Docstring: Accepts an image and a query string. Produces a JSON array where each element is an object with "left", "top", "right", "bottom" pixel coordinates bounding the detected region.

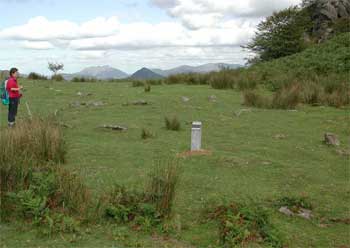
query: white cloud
[
  {"left": 151, "top": 0, "right": 301, "bottom": 29},
  {"left": 22, "top": 41, "right": 54, "bottom": 50},
  {"left": 0, "top": 16, "right": 120, "bottom": 41}
]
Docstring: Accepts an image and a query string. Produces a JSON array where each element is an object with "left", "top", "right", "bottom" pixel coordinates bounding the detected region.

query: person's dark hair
[{"left": 9, "top": 68, "right": 18, "bottom": 77}]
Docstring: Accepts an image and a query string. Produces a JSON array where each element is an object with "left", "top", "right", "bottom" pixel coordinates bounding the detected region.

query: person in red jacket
[{"left": 6, "top": 68, "right": 23, "bottom": 127}]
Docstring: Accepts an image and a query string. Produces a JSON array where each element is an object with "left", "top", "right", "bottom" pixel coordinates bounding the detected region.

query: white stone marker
[{"left": 191, "top": 121, "right": 202, "bottom": 151}]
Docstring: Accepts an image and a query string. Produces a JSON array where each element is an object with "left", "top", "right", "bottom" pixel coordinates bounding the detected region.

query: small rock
[
  {"left": 324, "top": 133, "right": 340, "bottom": 146},
  {"left": 181, "top": 96, "right": 190, "bottom": 102},
  {"left": 123, "top": 100, "right": 148, "bottom": 106},
  {"left": 274, "top": 134, "right": 287, "bottom": 140},
  {"left": 88, "top": 101, "right": 105, "bottom": 107},
  {"left": 336, "top": 149, "right": 350, "bottom": 156},
  {"left": 77, "top": 91, "right": 83, "bottom": 96},
  {"left": 297, "top": 208, "right": 313, "bottom": 220},
  {"left": 99, "top": 125, "right": 127, "bottom": 131},
  {"left": 279, "top": 207, "right": 294, "bottom": 217},
  {"left": 208, "top": 95, "right": 217, "bottom": 102},
  {"left": 234, "top": 109, "right": 251, "bottom": 117},
  {"left": 262, "top": 161, "right": 272, "bottom": 165}
]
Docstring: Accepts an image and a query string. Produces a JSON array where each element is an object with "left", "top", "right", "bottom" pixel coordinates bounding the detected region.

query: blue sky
[{"left": 0, "top": 0, "right": 301, "bottom": 75}]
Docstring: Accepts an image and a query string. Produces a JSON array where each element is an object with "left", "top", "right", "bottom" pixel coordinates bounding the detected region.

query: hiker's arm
[{"left": 10, "top": 86, "right": 23, "bottom": 91}]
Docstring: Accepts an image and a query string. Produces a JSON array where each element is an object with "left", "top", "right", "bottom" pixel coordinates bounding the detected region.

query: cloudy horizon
[{"left": 0, "top": 0, "right": 301, "bottom": 75}]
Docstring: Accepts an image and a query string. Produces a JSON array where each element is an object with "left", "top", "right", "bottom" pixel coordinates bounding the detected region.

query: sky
[{"left": 0, "top": 0, "right": 301, "bottom": 75}]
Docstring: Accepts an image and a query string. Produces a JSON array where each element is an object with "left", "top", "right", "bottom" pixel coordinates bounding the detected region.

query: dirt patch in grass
[{"left": 177, "top": 150, "right": 212, "bottom": 158}]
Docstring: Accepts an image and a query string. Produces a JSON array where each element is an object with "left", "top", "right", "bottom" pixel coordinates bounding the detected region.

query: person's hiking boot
[{"left": 8, "top": 122, "right": 15, "bottom": 128}]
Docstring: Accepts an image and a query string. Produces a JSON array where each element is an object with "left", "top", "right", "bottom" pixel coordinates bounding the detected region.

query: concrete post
[{"left": 191, "top": 121, "right": 202, "bottom": 151}]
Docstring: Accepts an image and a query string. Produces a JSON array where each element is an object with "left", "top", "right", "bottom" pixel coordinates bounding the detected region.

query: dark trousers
[{"left": 8, "top": 98, "right": 19, "bottom": 123}]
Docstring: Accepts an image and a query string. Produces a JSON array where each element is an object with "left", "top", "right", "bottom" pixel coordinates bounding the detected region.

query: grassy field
[{"left": 1, "top": 80, "right": 349, "bottom": 247}]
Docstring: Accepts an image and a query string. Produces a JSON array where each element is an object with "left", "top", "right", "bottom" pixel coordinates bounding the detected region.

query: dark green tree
[{"left": 245, "top": 6, "right": 311, "bottom": 63}]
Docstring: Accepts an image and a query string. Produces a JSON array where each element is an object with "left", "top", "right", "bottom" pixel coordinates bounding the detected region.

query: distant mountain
[
  {"left": 130, "top": 67, "right": 164, "bottom": 80},
  {"left": 151, "top": 63, "right": 242, "bottom": 76},
  {"left": 62, "top": 65, "right": 128, "bottom": 80}
]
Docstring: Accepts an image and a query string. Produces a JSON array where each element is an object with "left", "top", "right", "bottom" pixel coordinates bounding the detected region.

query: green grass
[{"left": 1, "top": 80, "right": 349, "bottom": 247}]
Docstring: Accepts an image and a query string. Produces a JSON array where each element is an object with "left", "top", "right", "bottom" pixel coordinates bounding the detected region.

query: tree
[
  {"left": 244, "top": 6, "right": 311, "bottom": 63},
  {"left": 48, "top": 62, "right": 64, "bottom": 75}
]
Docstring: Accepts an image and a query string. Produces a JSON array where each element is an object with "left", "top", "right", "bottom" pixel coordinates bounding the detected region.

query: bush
[
  {"left": 144, "top": 84, "right": 151, "bottom": 93},
  {"left": 271, "top": 84, "right": 301, "bottom": 109},
  {"left": 209, "top": 70, "right": 235, "bottom": 89},
  {"left": 165, "top": 116, "right": 181, "bottom": 131},
  {"left": 106, "top": 159, "right": 181, "bottom": 229},
  {"left": 28, "top": 72, "right": 48, "bottom": 80},
  {"left": 146, "top": 159, "right": 181, "bottom": 218},
  {"left": 51, "top": 74, "right": 64, "bottom": 81},
  {"left": 145, "top": 79, "right": 163, "bottom": 86},
  {"left": 243, "top": 91, "right": 270, "bottom": 108},
  {"left": 132, "top": 80, "right": 145, "bottom": 87},
  {"left": 141, "top": 128, "right": 154, "bottom": 139},
  {"left": 207, "top": 202, "right": 283, "bottom": 247},
  {"left": 71, "top": 77, "right": 96, "bottom": 82}
]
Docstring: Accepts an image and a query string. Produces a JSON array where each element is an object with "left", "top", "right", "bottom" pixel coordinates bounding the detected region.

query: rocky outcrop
[{"left": 306, "top": 0, "right": 350, "bottom": 41}]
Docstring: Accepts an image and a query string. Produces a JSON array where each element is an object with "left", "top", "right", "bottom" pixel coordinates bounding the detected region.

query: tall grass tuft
[
  {"left": 144, "top": 84, "right": 151, "bottom": 92},
  {"left": 243, "top": 91, "right": 270, "bottom": 108},
  {"left": 0, "top": 117, "right": 66, "bottom": 193},
  {"left": 146, "top": 159, "right": 181, "bottom": 218},
  {"left": 165, "top": 116, "right": 181, "bottom": 131}
]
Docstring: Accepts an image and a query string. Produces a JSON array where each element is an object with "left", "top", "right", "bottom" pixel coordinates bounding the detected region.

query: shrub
[
  {"left": 243, "top": 91, "right": 270, "bottom": 108},
  {"left": 144, "top": 84, "right": 151, "bottom": 93},
  {"left": 209, "top": 70, "right": 235, "bottom": 89},
  {"left": 51, "top": 74, "right": 64, "bottom": 81},
  {"left": 28, "top": 72, "right": 48, "bottom": 80},
  {"left": 145, "top": 79, "right": 163, "bottom": 86},
  {"left": 146, "top": 159, "right": 181, "bottom": 218},
  {"left": 166, "top": 75, "right": 182, "bottom": 85},
  {"left": 271, "top": 84, "right": 301, "bottom": 109},
  {"left": 207, "top": 202, "right": 283, "bottom": 247},
  {"left": 165, "top": 116, "right": 181, "bottom": 131},
  {"left": 71, "top": 77, "right": 96, "bottom": 82},
  {"left": 106, "top": 160, "right": 181, "bottom": 229},
  {"left": 132, "top": 80, "right": 145, "bottom": 87},
  {"left": 299, "top": 81, "right": 324, "bottom": 105},
  {"left": 141, "top": 128, "right": 154, "bottom": 139}
]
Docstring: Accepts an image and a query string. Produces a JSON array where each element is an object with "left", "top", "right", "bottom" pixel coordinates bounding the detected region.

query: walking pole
[{"left": 25, "top": 101, "right": 33, "bottom": 120}]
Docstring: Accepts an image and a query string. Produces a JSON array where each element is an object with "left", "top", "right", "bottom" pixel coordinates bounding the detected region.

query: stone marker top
[{"left": 192, "top": 121, "right": 202, "bottom": 129}]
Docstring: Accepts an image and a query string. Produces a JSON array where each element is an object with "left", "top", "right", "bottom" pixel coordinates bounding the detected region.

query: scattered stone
[
  {"left": 279, "top": 206, "right": 313, "bottom": 220},
  {"left": 279, "top": 207, "right": 294, "bottom": 217},
  {"left": 324, "top": 132, "right": 340, "bottom": 146},
  {"left": 336, "top": 149, "right": 350, "bottom": 156},
  {"left": 274, "top": 134, "right": 287, "bottom": 140},
  {"left": 71, "top": 101, "right": 105, "bottom": 107},
  {"left": 234, "top": 108, "right": 251, "bottom": 117},
  {"left": 262, "top": 161, "right": 272, "bottom": 165},
  {"left": 99, "top": 125, "right": 127, "bottom": 131},
  {"left": 123, "top": 100, "right": 149, "bottom": 106},
  {"left": 181, "top": 96, "right": 190, "bottom": 102},
  {"left": 297, "top": 208, "right": 313, "bottom": 220},
  {"left": 77, "top": 91, "right": 93, "bottom": 97},
  {"left": 208, "top": 95, "right": 217, "bottom": 102},
  {"left": 88, "top": 101, "right": 105, "bottom": 107}
]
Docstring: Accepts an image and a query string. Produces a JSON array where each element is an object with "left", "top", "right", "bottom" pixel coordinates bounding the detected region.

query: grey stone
[
  {"left": 99, "top": 125, "right": 127, "bottom": 131},
  {"left": 181, "top": 96, "right": 190, "bottom": 102},
  {"left": 279, "top": 207, "right": 294, "bottom": 217},
  {"left": 324, "top": 133, "right": 340, "bottom": 146}
]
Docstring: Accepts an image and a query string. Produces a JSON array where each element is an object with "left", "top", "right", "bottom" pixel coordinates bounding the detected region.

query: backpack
[{"left": 0, "top": 78, "right": 9, "bottom": 106}]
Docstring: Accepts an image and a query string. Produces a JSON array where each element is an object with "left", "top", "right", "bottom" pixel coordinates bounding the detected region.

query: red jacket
[{"left": 6, "top": 77, "right": 21, "bottom": 99}]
